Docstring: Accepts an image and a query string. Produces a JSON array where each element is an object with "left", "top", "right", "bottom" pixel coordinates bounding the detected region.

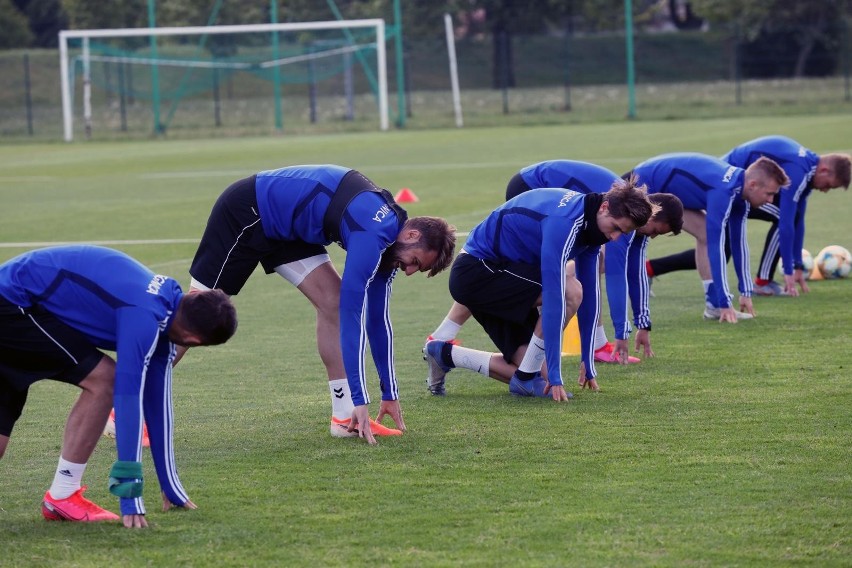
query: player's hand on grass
[
  {"left": 162, "top": 491, "right": 197, "bottom": 512},
  {"left": 350, "top": 405, "right": 376, "bottom": 445},
  {"left": 577, "top": 362, "right": 599, "bottom": 391},
  {"left": 719, "top": 307, "right": 738, "bottom": 323},
  {"left": 614, "top": 338, "right": 630, "bottom": 364},
  {"left": 792, "top": 270, "right": 810, "bottom": 295},
  {"left": 634, "top": 329, "right": 654, "bottom": 358},
  {"left": 739, "top": 296, "right": 755, "bottom": 317},
  {"left": 376, "top": 399, "right": 406, "bottom": 432},
  {"left": 123, "top": 514, "right": 148, "bottom": 529},
  {"left": 544, "top": 383, "right": 571, "bottom": 401}
]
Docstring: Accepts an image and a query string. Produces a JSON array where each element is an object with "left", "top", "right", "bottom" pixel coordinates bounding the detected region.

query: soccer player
[
  {"left": 645, "top": 137, "right": 851, "bottom": 297},
  {"left": 0, "top": 245, "right": 237, "bottom": 528},
  {"left": 630, "top": 153, "right": 789, "bottom": 322},
  {"left": 426, "top": 160, "right": 683, "bottom": 369},
  {"left": 424, "top": 176, "right": 654, "bottom": 399},
  {"left": 180, "top": 165, "right": 455, "bottom": 445}
]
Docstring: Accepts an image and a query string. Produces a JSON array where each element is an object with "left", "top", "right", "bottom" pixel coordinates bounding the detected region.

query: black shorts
[
  {"left": 189, "top": 175, "right": 327, "bottom": 295},
  {"left": 505, "top": 173, "right": 532, "bottom": 201},
  {"left": 448, "top": 253, "right": 542, "bottom": 362},
  {"left": 0, "top": 296, "right": 103, "bottom": 437}
]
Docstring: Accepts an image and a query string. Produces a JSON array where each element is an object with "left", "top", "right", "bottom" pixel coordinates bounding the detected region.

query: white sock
[
  {"left": 594, "top": 325, "right": 608, "bottom": 351},
  {"left": 518, "top": 334, "right": 545, "bottom": 373},
  {"left": 329, "top": 379, "right": 355, "bottom": 420},
  {"left": 449, "top": 345, "right": 492, "bottom": 377},
  {"left": 49, "top": 456, "right": 86, "bottom": 499},
  {"left": 430, "top": 317, "right": 461, "bottom": 341}
]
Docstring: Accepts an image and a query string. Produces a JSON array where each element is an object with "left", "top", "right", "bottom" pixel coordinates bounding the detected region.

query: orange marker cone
[
  {"left": 395, "top": 188, "right": 419, "bottom": 203},
  {"left": 561, "top": 315, "right": 581, "bottom": 356}
]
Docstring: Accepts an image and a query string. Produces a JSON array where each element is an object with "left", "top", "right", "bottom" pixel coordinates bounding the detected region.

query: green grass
[{"left": 0, "top": 115, "right": 850, "bottom": 566}]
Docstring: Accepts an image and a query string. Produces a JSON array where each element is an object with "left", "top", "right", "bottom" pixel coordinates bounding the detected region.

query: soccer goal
[{"left": 58, "top": 19, "right": 389, "bottom": 141}]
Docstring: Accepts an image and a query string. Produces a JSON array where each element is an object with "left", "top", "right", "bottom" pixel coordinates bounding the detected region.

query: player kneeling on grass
[
  {"left": 176, "top": 165, "right": 455, "bottom": 445},
  {"left": 0, "top": 245, "right": 237, "bottom": 528},
  {"left": 424, "top": 176, "right": 654, "bottom": 398}
]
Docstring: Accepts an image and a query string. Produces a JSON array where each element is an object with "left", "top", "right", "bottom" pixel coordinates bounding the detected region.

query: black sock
[
  {"left": 514, "top": 369, "right": 536, "bottom": 380},
  {"left": 440, "top": 342, "right": 456, "bottom": 368}
]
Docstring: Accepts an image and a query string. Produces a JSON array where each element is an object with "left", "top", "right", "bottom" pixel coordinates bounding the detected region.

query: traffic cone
[
  {"left": 561, "top": 315, "right": 581, "bottom": 356},
  {"left": 395, "top": 188, "right": 419, "bottom": 203}
]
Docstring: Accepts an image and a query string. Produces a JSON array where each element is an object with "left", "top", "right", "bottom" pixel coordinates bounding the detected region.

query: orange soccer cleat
[
  {"left": 42, "top": 486, "right": 120, "bottom": 522},
  {"left": 330, "top": 416, "right": 403, "bottom": 438}
]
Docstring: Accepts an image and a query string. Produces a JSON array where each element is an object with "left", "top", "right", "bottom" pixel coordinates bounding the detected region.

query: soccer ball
[
  {"left": 779, "top": 249, "right": 814, "bottom": 279},
  {"left": 815, "top": 245, "right": 852, "bottom": 279}
]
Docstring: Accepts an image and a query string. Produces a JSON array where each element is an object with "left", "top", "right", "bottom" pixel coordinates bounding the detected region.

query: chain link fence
[{"left": 1, "top": 22, "right": 849, "bottom": 141}]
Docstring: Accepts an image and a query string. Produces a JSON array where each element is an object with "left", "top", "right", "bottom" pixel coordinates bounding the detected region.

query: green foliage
[
  {"left": 0, "top": 0, "right": 34, "bottom": 49},
  {"left": 0, "top": 114, "right": 850, "bottom": 565}
]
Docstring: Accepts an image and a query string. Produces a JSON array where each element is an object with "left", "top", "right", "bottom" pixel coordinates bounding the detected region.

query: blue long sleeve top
[
  {"left": 0, "top": 245, "right": 189, "bottom": 516},
  {"left": 519, "top": 160, "right": 648, "bottom": 339},
  {"left": 254, "top": 165, "right": 403, "bottom": 406},
  {"left": 463, "top": 188, "right": 604, "bottom": 386},
  {"left": 722, "top": 135, "right": 817, "bottom": 275},
  {"left": 632, "top": 153, "right": 751, "bottom": 308}
]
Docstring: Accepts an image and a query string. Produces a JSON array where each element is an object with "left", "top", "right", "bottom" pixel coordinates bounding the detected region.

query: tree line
[{"left": 1, "top": 0, "right": 849, "bottom": 78}]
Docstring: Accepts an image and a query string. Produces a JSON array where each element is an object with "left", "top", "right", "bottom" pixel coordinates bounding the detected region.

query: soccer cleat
[
  {"left": 330, "top": 416, "right": 403, "bottom": 438},
  {"left": 104, "top": 409, "right": 150, "bottom": 448},
  {"left": 423, "top": 340, "right": 452, "bottom": 396},
  {"left": 703, "top": 307, "right": 754, "bottom": 320},
  {"left": 42, "top": 487, "right": 120, "bottom": 522},
  {"left": 593, "top": 342, "right": 640, "bottom": 364},
  {"left": 508, "top": 372, "right": 550, "bottom": 397},
  {"left": 753, "top": 281, "right": 788, "bottom": 296}
]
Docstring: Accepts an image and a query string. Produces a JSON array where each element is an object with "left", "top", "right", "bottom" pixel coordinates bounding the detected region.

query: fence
[{"left": 1, "top": 22, "right": 849, "bottom": 141}]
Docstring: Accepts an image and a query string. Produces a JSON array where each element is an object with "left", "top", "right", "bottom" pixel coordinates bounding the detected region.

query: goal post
[{"left": 58, "top": 19, "right": 389, "bottom": 141}]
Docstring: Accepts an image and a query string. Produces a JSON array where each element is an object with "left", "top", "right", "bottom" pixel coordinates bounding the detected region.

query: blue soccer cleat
[{"left": 423, "top": 340, "right": 452, "bottom": 396}]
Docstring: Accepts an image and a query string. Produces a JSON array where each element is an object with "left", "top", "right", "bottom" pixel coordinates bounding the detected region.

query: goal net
[{"left": 58, "top": 20, "right": 389, "bottom": 141}]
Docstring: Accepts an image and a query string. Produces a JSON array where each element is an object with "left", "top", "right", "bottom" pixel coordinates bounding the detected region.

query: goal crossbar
[{"left": 58, "top": 19, "right": 388, "bottom": 140}]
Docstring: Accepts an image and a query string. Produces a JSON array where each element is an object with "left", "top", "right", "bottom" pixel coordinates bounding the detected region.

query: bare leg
[
  {"left": 61, "top": 355, "right": 115, "bottom": 463},
  {"left": 682, "top": 210, "right": 711, "bottom": 280},
  {"left": 296, "top": 261, "right": 345, "bottom": 381}
]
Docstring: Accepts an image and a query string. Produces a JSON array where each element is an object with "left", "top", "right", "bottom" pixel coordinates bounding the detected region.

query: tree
[
  {"left": 0, "top": 0, "right": 34, "bottom": 48},
  {"left": 691, "top": 0, "right": 851, "bottom": 77}
]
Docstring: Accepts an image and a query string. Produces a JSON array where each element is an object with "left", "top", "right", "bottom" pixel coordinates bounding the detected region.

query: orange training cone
[
  {"left": 395, "top": 188, "right": 419, "bottom": 203},
  {"left": 561, "top": 315, "right": 581, "bottom": 356}
]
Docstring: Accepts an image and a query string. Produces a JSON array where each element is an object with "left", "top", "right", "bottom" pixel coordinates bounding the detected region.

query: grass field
[{"left": 0, "top": 115, "right": 850, "bottom": 566}]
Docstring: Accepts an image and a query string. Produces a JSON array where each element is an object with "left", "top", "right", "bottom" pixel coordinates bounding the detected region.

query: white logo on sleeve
[
  {"left": 373, "top": 204, "right": 392, "bottom": 222},
  {"left": 146, "top": 274, "right": 168, "bottom": 295},
  {"left": 722, "top": 166, "right": 737, "bottom": 183}
]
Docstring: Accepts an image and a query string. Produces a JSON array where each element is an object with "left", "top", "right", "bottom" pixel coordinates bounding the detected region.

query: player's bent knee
[{"left": 80, "top": 355, "right": 116, "bottom": 398}]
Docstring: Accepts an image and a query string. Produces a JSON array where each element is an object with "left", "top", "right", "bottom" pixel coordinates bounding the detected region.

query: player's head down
[
  {"left": 597, "top": 174, "right": 655, "bottom": 239},
  {"left": 172, "top": 289, "right": 238, "bottom": 346},
  {"left": 381, "top": 216, "right": 456, "bottom": 277}
]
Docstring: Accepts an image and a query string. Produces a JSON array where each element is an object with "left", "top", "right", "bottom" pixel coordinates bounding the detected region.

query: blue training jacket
[
  {"left": 632, "top": 153, "right": 752, "bottom": 308},
  {"left": 0, "top": 245, "right": 189, "bottom": 517},
  {"left": 520, "top": 160, "right": 650, "bottom": 339},
  {"left": 254, "top": 165, "right": 403, "bottom": 407},
  {"left": 723, "top": 135, "right": 817, "bottom": 276},
  {"left": 464, "top": 188, "right": 602, "bottom": 386}
]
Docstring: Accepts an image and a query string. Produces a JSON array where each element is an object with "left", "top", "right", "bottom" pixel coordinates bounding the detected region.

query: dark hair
[
  {"left": 603, "top": 174, "right": 654, "bottom": 228},
  {"left": 648, "top": 193, "right": 684, "bottom": 235},
  {"left": 179, "top": 289, "right": 238, "bottom": 345},
  {"left": 405, "top": 216, "right": 456, "bottom": 277}
]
